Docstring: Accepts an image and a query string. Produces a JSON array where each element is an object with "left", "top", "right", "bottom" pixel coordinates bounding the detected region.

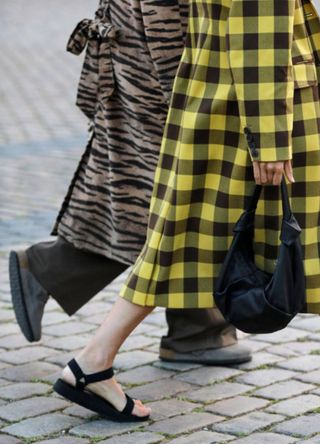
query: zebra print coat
[{"left": 52, "top": 0, "right": 189, "bottom": 265}]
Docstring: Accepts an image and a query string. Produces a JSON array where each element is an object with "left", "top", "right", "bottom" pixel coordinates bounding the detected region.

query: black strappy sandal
[{"left": 53, "top": 359, "right": 150, "bottom": 422}]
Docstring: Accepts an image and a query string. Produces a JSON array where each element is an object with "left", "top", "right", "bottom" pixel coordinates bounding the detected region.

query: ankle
[{"left": 76, "top": 348, "right": 114, "bottom": 372}]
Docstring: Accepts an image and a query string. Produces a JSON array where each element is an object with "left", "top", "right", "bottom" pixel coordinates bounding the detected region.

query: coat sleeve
[{"left": 226, "top": 0, "right": 296, "bottom": 162}]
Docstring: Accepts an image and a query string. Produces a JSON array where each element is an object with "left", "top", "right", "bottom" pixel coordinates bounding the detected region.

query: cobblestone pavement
[{"left": 1, "top": 1, "right": 320, "bottom": 443}]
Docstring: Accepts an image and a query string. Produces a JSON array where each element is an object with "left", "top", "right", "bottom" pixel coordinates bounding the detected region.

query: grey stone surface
[
  {"left": 229, "top": 432, "right": 298, "bottom": 443},
  {"left": 0, "top": 346, "right": 58, "bottom": 365},
  {"left": 127, "top": 379, "right": 193, "bottom": 402},
  {"left": 206, "top": 395, "right": 270, "bottom": 417},
  {"left": 114, "top": 351, "right": 158, "bottom": 370},
  {"left": 117, "top": 365, "right": 174, "bottom": 385},
  {"left": 213, "top": 411, "right": 284, "bottom": 435},
  {"left": 174, "top": 365, "right": 243, "bottom": 386},
  {"left": 185, "top": 382, "right": 252, "bottom": 403},
  {"left": 36, "top": 439, "right": 89, "bottom": 444},
  {"left": 147, "top": 412, "right": 223, "bottom": 434},
  {"left": 2, "top": 413, "right": 83, "bottom": 438},
  {"left": 146, "top": 399, "right": 201, "bottom": 421},
  {"left": 0, "top": 396, "right": 70, "bottom": 421},
  {"left": 0, "top": 382, "right": 50, "bottom": 400},
  {"left": 167, "top": 430, "right": 235, "bottom": 443},
  {"left": 236, "top": 369, "right": 297, "bottom": 387},
  {"left": 272, "top": 414, "right": 320, "bottom": 437},
  {"left": 70, "top": 419, "right": 141, "bottom": 438},
  {"left": 0, "top": 435, "right": 22, "bottom": 444},
  {"left": 253, "top": 380, "right": 315, "bottom": 400},
  {"left": 99, "top": 432, "right": 164, "bottom": 444},
  {"left": 265, "top": 394, "right": 320, "bottom": 416},
  {"left": 276, "top": 355, "right": 320, "bottom": 372},
  {"left": 0, "top": 362, "right": 61, "bottom": 382}
]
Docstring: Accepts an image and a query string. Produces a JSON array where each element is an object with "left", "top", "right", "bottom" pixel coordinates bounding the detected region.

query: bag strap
[{"left": 244, "top": 177, "right": 292, "bottom": 220}]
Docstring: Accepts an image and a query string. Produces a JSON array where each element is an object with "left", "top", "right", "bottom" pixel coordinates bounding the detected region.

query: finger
[
  {"left": 271, "top": 163, "right": 284, "bottom": 186},
  {"left": 252, "top": 161, "right": 261, "bottom": 184},
  {"left": 285, "top": 160, "right": 295, "bottom": 183},
  {"left": 260, "top": 163, "right": 268, "bottom": 184},
  {"left": 266, "top": 163, "right": 274, "bottom": 184},
  {"left": 272, "top": 169, "right": 283, "bottom": 186}
]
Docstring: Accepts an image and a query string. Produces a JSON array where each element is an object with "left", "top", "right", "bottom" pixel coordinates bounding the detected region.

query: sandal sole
[
  {"left": 53, "top": 378, "right": 149, "bottom": 423},
  {"left": 9, "top": 251, "right": 35, "bottom": 342}
]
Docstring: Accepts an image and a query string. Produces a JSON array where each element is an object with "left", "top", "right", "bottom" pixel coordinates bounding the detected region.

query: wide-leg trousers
[{"left": 26, "top": 236, "right": 237, "bottom": 352}]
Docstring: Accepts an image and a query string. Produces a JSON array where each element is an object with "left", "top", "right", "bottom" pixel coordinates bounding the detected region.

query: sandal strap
[
  {"left": 122, "top": 394, "right": 135, "bottom": 415},
  {"left": 67, "top": 359, "right": 114, "bottom": 390}
]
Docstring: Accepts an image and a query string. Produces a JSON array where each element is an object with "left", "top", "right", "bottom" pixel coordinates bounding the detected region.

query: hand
[{"left": 252, "top": 160, "right": 295, "bottom": 186}]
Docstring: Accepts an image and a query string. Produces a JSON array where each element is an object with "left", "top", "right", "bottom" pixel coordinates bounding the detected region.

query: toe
[{"left": 133, "top": 400, "right": 151, "bottom": 417}]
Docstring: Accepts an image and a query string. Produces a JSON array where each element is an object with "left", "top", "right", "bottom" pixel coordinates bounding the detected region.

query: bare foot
[{"left": 61, "top": 358, "right": 151, "bottom": 418}]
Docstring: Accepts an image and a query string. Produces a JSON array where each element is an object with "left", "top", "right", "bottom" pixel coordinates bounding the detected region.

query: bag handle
[{"left": 245, "top": 177, "right": 292, "bottom": 221}]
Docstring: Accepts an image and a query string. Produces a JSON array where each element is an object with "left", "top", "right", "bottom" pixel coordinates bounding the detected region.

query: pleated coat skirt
[{"left": 120, "top": 0, "right": 320, "bottom": 313}]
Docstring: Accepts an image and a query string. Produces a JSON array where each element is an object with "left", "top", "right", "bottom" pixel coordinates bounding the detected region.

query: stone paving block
[
  {"left": 0, "top": 361, "right": 61, "bottom": 382},
  {"left": 272, "top": 413, "right": 320, "bottom": 437},
  {"left": 2, "top": 413, "right": 83, "bottom": 438},
  {"left": 235, "top": 352, "right": 283, "bottom": 370},
  {"left": 232, "top": 338, "right": 270, "bottom": 352},
  {"left": 44, "top": 321, "right": 94, "bottom": 337},
  {"left": 0, "top": 382, "right": 50, "bottom": 400},
  {"left": 0, "top": 345, "right": 58, "bottom": 364},
  {"left": 0, "top": 324, "right": 20, "bottom": 337},
  {"left": 114, "top": 351, "right": 158, "bottom": 370},
  {"left": 0, "top": 333, "right": 41, "bottom": 349},
  {"left": 146, "top": 399, "right": 201, "bottom": 421},
  {"left": 144, "top": 327, "right": 168, "bottom": 339},
  {"left": 153, "top": 361, "right": 201, "bottom": 372},
  {"left": 236, "top": 369, "right": 296, "bottom": 387},
  {"left": 147, "top": 412, "right": 223, "bottom": 434},
  {"left": 63, "top": 404, "right": 96, "bottom": 419},
  {"left": 265, "top": 394, "right": 320, "bottom": 416},
  {"left": 167, "top": 430, "right": 235, "bottom": 443},
  {"left": 213, "top": 411, "right": 284, "bottom": 435},
  {"left": 290, "top": 317, "right": 320, "bottom": 332},
  {"left": 120, "top": 335, "right": 156, "bottom": 352},
  {"left": 36, "top": 438, "right": 89, "bottom": 444},
  {"left": 0, "top": 435, "right": 21, "bottom": 444},
  {"left": 76, "top": 301, "right": 114, "bottom": 317},
  {"left": 229, "top": 432, "right": 298, "bottom": 443},
  {"left": 45, "top": 350, "right": 82, "bottom": 368},
  {"left": 117, "top": 365, "right": 174, "bottom": 386},
  {"left": 70, "top": 419, "right": 141, "bottom": 438},
  {"left": 45, "top": 335, "right": 92, "bottom": 351},
  {"left": 127, "top": 379, "right": 193, "bottom": 402},
  {"left": 295, "top": 369, "right": 320, "bottom": 384},
  {"left": 276, "top": 355, "right": 320, "bottom": 372},
  {"left": 253, "top": 380, "right": 315, "bottom": 400},
  {"left": 252, "top": 328, "right": 309, "bottom": 344},
  {"left": 267, "top": 341, "right": 320, "bottom": 358},
  {"left": 185, "top": 382, "right": 252, "bottom": 403},
  {"left": 174, "top": 366, "right": 243, "bottom": 386},
  {"left": 206, "top": 395, "right": 270, "bottom": 417},
  {"left": 42, "top": 310, "right": 69, "bottom": 326},
  {"left": 0, "top": 396, "right": 70, "bottom": 421},
  {"left": 99, "top": 431, "right": 163, "bottom": 444},
  {"left": 298, "top": 437, "right": 320, "bottom": 443}
]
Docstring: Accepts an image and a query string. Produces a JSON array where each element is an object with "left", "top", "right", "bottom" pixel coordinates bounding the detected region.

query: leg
[
  {"left": 61, "top": 296, "right": 154, "bottom": 417},
  {"left": 160, "top": 308, "right": 251, "bottom": 365}
]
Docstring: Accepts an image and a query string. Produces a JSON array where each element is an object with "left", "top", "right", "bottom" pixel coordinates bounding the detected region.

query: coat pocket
[{"left": 292, "top": 60, "right": 318, "bottom": 89}]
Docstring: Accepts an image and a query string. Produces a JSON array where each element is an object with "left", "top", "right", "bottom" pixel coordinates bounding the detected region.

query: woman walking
[{"left": 54, "top": 0, "right": 320, "bottom": 420}]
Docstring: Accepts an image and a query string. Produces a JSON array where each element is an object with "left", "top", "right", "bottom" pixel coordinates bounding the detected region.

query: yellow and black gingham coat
[{"left": 120, "top": 0, "right": 320, "bottom": 313}]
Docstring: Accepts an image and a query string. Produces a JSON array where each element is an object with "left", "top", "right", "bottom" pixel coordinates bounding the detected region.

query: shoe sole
[
  {"left": 53, "top": 379, "right": 149, "bottom": 423},
  {"left": 159, "top": 348, "right": 252, "bottom": 366},
  {"left": 9, "top": 251, "right": 35, "bottom": 342}
]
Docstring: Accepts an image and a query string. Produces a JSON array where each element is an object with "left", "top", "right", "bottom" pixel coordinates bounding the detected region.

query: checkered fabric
[{"left": 120, "top": 0, "right": 320, "bottom": 313}]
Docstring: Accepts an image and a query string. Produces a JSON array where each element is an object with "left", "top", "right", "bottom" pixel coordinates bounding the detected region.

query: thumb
[{"left": 284, "top": 160, "right": 295, "bottom": 183}]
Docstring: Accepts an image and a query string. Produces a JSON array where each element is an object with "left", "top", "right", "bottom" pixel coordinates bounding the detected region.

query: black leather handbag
[{"left": 214, "top": 178, "right": 306, "bottom": 334}]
